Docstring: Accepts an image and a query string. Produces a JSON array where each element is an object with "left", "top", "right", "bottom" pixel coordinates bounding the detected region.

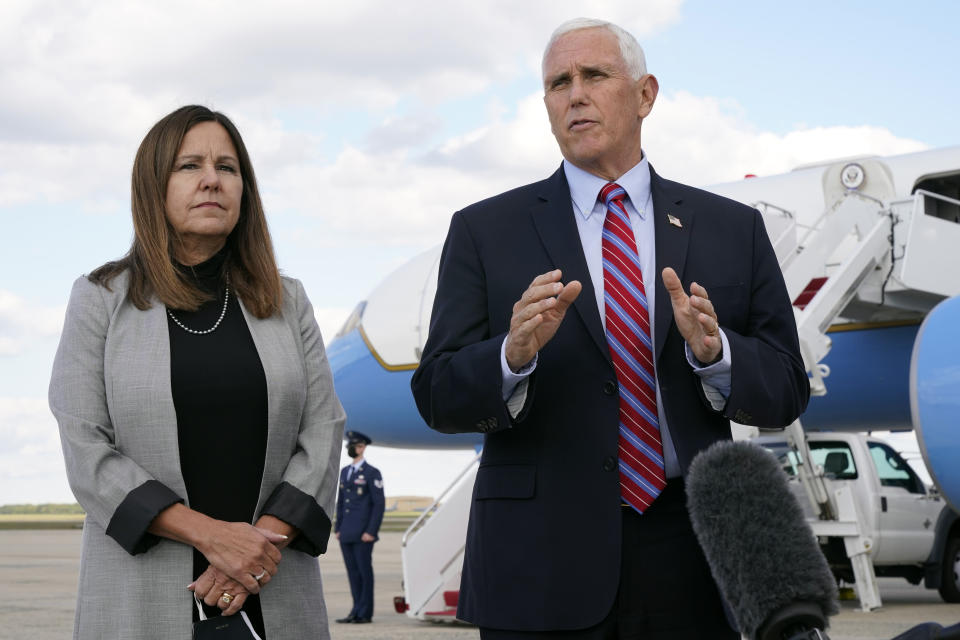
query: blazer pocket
[{"left": 475, "top": 464, "right": 536, "bottom": 500}]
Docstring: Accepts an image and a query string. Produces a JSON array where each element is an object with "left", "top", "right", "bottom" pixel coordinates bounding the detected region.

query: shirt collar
[
  {"left": 563, "top": 154, "right": 652, "bottom": 221},
  {"left": 351, "top": 459, "right": 365, "bottom": 470}
]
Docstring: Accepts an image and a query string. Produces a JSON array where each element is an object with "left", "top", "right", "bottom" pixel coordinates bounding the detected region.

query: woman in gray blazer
[{"left": 49, "top": 105, "right": 345, "bottom": 639}]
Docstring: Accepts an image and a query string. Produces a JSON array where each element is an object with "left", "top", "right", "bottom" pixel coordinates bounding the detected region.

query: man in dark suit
[
  {"left": 333, "top": 431, "right": 385, "bottom": 624},
  {"left": 411, "top": 17, "right": 809, "bottom": 639}
]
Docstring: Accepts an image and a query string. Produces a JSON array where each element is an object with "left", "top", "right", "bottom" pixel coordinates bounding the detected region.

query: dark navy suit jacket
[
  {"left": 411, "top": 165, "right": 810, "bottom": 631},
  {"left": 334, "top": 462, "right": 385, "bottom": 543}
]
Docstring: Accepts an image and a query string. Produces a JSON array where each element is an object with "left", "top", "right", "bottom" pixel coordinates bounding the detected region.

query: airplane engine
[{"left": 910, "top": 295, "right": 960, "bottom": 511}]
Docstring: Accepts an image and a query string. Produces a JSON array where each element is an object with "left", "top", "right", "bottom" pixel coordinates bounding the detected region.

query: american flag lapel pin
[{"left": 667, "top": 214, "right": 682, "bottom": 228}]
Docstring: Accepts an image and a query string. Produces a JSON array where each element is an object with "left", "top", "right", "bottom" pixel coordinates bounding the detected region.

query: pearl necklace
[{"left": 167, "top": 279, "right": 230, "bottom": 335}]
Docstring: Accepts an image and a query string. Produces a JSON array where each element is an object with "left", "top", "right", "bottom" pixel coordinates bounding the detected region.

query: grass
[{"left": 0, "top": 514, "right": 85, "bottom": 530}]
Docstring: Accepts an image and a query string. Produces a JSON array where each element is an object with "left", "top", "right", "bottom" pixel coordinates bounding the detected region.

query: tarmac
[{"left": 1, "top": 528, "right": 958, "bottom": 639}]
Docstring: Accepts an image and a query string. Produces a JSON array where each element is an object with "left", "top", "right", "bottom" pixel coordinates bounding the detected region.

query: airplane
[{"left": 326, "top": 145, "right": 960, "bottom": 618}]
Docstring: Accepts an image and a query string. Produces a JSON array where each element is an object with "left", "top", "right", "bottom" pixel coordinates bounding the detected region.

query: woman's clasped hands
[{"left": 188, "top": 520, "right": 288, "bottom": 616}]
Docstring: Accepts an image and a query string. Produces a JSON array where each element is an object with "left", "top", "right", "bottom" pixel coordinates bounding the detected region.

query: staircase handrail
[{"left": 402, "top": 452, "right": 481, "bottom": 547}]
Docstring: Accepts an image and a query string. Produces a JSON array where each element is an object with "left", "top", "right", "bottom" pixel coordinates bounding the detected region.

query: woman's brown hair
[{"left": 90, "top": 105, "right": 282, "bottom": 318}]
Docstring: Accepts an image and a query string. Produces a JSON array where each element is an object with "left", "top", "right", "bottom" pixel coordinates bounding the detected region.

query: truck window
[
  {"left": 755, "top": 442, "right": 799, "bottom": 476},
  {"left": 755, "top": 440, "right": 857, "bottom": 480},
  {"left": 868, "top": 442, "right": 926, "bottom": 494},
  {"left": 809, "top": 442, "right": 858, "bottom": 480}
]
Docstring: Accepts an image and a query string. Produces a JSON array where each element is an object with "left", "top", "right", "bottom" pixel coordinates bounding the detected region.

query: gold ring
[
  {"left": 254, "top": 570, "right": 267, "bottom": 581},
  {"left": 220, "top": 592, "right": 234, "bottom": 604}
]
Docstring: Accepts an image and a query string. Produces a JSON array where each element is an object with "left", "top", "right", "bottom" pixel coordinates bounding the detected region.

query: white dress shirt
[
  {"left": 500, "top": 155, "right": 732, "bottom": 478},
  {"left": 346, "top": 459, "right": 365, "bottom": 480}
]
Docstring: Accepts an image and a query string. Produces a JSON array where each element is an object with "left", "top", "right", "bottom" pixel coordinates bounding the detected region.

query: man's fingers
[
  {"left": 555, "top": 280, "right": 582, "bottom": 310},
  {"left": 514, "top": 297, "right": 557, "bottom": 325},
  {"left": 511, "top": 312, "right": 547, "bottom": 343},
  {"left": 690, "top": 281, "right": 709, "bottom": 299},
  {"left": 699, "top": 312, "right": 719, "bottom": 335},
  {"left": 690, "top": 295, "right": 715, "bottom": 320},
  {"left": 520, "top": 281, "right": 563, "bottom": 306},
  {"left": 661, "top": 267, "right": 687, "bottom": 303},
  {"left": 528, "top": 269, "right": 563, "bottom": 288}
]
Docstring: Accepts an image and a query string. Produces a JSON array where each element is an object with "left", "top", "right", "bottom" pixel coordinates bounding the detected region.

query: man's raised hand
[
  {"left": 505, "top": 270, "right": 582, "bottom": 372},
  {"left": 661, "top": 267, "right": 722, "bottom": 364}
]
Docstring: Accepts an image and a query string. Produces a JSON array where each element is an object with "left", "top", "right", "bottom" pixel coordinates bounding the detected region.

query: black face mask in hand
[
  {"left": 347, "top": 444, "right": 358, "bottom": 458},
  {"left": 192, "top": 596, "right": 262, "bottom": 640}
]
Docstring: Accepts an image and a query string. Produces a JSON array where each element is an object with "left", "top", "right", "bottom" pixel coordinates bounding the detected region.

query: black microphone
[{"left": 686, "top": 440, "right": 839, "bottom": 640}]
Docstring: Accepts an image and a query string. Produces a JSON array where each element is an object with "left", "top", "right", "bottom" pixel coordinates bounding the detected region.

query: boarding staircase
[
  {"left": 754, "top": 159, "right": 960, "bottom": 611},
  {"left": 397, "top": 159, "right": 960, "bottom": 618},
  {"left": 396, "top": 453, "right": 479, "bottom": 621}
]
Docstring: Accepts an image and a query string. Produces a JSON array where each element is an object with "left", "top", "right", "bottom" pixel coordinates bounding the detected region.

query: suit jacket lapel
[
  {"left": 650, "top": 166, "right": 694, "bottom": 362},
  {"left": 531, "top": 165, "right": 610, "bottom": 363}
]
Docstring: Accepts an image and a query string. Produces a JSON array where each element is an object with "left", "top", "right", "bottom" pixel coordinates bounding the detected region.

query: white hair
[{"left": 542, "top": 18, "right": 647, "bottom": 81}]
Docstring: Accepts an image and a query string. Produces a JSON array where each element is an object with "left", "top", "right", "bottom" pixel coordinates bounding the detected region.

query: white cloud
[
  {"left": 269, "top": 89, "right": 925, "bottom": 253},
  {"left": 0, "top": 397, "right": 73, "bottom": 504},
  {"left": 644, "top": 91, "right": 928, "bottom": 186},
  {"left": 0, "top": 0, "right": 684, "bottom": 141},
  {"left": 0, "top": 0, "right": 684, "bottom": 210},
  {"left": 0, "top": 290, "right": 65, "bottom": 356}
]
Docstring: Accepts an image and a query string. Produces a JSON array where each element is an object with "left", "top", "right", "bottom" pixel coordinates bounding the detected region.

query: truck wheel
[{"left": 939, "top": 536, "right": 960, "bottom": 603}]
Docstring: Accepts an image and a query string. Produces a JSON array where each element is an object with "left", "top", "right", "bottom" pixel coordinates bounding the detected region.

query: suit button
[
  {"left": 602, "top": 380, "right": 617, "bottom": 395},
  {"left": 602, "top": 456, "right": 616, "bottom": 472}
]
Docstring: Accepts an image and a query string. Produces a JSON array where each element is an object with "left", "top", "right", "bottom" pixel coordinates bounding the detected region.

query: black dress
[{"left": 167, "top": 248, "right": 268, "bottom": 637}]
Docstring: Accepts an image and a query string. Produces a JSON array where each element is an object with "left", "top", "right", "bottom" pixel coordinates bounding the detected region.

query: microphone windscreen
[{"left": 686, "top": 440, "right": 839, "bottom": 639}]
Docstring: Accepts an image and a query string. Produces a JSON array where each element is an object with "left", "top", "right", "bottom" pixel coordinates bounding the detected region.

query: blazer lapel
[
  {"left": 239, "top": 300, "right": 299, "bottom": 516},
  {"left": 133, "top": 299, "right": 188, "bottom": 498},
  {"left": 650, "top": 166, "right": 694, "bottom": 362},
  {"left": 531, "top": 165, "right": 610, "bottom": 363}
]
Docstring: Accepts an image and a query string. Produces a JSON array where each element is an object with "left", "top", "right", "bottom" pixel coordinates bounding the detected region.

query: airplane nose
[{"left": 327, "top": 326, "right": 481, "bottom": 449}]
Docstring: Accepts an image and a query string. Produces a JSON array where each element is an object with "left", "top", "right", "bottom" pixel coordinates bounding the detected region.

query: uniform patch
[{"left": 374, "top": 479, "right": 383, "bottom": 489}]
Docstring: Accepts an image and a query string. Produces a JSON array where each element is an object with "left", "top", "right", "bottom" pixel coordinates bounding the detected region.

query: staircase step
[{"left": 443, "top": 590, "right": 459, "bottom": 608}]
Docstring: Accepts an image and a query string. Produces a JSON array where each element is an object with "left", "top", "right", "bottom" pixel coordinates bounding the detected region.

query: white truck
[{"left": 753, "top": 432, "right": 960, "bottom": 603}]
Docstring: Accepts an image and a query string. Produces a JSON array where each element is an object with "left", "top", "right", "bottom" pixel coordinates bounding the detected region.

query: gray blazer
[{"left": 50, "top": 271, "right": 345, "bottom": 639}]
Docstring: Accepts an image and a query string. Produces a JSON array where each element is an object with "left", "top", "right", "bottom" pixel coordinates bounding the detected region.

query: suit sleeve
[
  {"left": 49, "top": 277, "right": 183, "bottom": 555},
  {"left": 365, "top": 469, "right": 385, "bottom": 538},
  {"left": 722, "top": 209, "right": 810, "bottom": 427},
  {"left": 411, "top": 211, "right": 521, "bottom": 435},
  {"left": 260, "top": 279, "right": 346, "bottom": 556}
]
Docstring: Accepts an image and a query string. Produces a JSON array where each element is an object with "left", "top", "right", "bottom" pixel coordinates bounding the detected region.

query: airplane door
[{"left": 869, "top": 441, "right": 941, "bottom": 564}]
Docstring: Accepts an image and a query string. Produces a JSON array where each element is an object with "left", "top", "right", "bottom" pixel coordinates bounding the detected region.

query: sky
[{"left": 1, "top": 0, "right": 957, "bottom": 505}]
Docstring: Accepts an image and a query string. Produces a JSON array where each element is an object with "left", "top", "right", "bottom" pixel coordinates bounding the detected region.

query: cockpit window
[{"left": 335, "top": 301, "right": 367, "bottom": 338}]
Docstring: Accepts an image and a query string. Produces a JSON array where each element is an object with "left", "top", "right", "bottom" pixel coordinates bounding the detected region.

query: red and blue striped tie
[{"left": 601, "top": 182, "right": 667, "bottom": 514}]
